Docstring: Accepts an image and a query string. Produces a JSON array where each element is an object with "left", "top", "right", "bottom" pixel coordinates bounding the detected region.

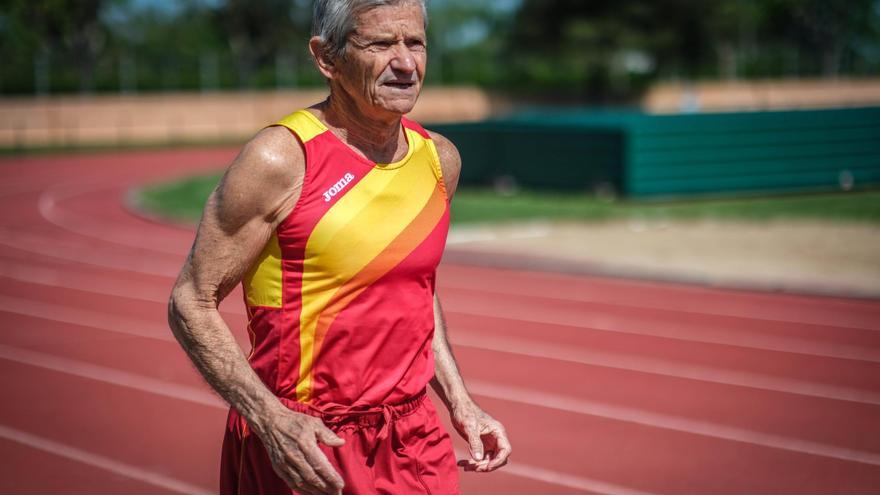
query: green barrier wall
[
  {"left": 429, "top": 107, "right": 880, "bottom": 198},
  {"left": 428, "top": 121, "right": 624, "bottom": 192}
]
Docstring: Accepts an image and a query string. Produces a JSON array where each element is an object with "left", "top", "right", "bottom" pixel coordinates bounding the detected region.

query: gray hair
[{"left": 312, "top": 0, "right": 428, "bottom": 61}]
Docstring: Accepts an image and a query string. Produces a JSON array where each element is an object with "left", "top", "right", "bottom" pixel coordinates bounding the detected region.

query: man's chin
[
  {"left": 373, "top": 89, "right": 420, "bottom": 115},
  {"left": 375, "top": 98, "right": 420, "bottom": 117}
]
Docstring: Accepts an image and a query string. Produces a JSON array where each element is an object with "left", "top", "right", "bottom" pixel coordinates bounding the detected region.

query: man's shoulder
[
  {"left": 425, "top": 130, "right": 461, "bottom": 170},
  {"left": 237, "top": 125, "right": 306, "bottom": 178},
  {"left": 214, "top": 125, "right": 304, "bottom": 226}
]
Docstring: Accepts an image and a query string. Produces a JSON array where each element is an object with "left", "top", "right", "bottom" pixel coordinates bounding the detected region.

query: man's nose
[{"left": 389, "top": 44, "right": 417, "bottom": 73}]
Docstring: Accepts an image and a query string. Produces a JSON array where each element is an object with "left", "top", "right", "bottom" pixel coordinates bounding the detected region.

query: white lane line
[
  {"left": 452, "top": 449, "right": 658, "bottom": 495},
  {"left": 468, "top": 380, "right": 880, "bottom": 467},
  {"left": 502, "top": 461, "right": 657, "bottom": 495},
  {"left": 0, "top": 259, "right": 241, "bottom": 313},
  {"left": 0, "top": 294, "right": 177, "bottom": 342},
  {"left": 453, "top": 333, "right": 880, "bottom": 406},
  {"left": 446, "top": 304, "right": 880, "bottom": 364},
  {"left": 37, "top": 182, "right": 188, "bottom": 255},
  {"left": 3, "top": 341, "right": 880, "bottom": 469},
  {"left": 2, "top": 291, "right": 878, "bottom": 407},
  {"left": 0, "top": 256, "right": 880, "bottom": 363},
  {"left": 0, "top": 258, "right": 173, "bottom": 303},
  {"left": 0, "top": 228, "right": 181, "bottom": 277},
  {"left": 0, "top": 344, "right": 222, "bottom": 408},
  {"left": 0, "top": 345, "right": 618, "bottom": 493},
  {"left": 0, "top": 424, "right": 214, "bottom": 495},
  {"left": 438, "top": 278, "right": 880, "bottom": 331}
]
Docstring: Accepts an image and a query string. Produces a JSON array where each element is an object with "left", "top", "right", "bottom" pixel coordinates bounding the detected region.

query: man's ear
[{"left": 309, "top": 36, "right": 336, "bottom": 79}]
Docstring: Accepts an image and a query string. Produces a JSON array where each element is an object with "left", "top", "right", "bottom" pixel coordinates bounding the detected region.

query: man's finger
[
  {"left": 288, "top": 454, "right": 334, "bottom": 495},
  {"left": 486, "top": 429, "right": 512, "bottom": 471},
  {"left": 487, "top": 446, "right": 511, "bottom": 470},
  {"left": 465, "top": 424, "right": 484, "bottom": 461},
  {"left": 284, "top": 470, "right": 320, "bottom": 495},
  {"left": 316, "top": 425, "right": 345, "bottom": 447},
  {"left": 302, "top": 442, "right": 345, "bottom": 492}
]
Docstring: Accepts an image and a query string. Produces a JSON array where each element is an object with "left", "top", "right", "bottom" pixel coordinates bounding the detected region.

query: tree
[
  {"left": 502, "top": 0, "right": 880, "bottom": 101},
  {"left": 771, "top": 0, "right": 877, "bottom": 77},
  {"left": 1, "top": 0, "right": 117, "bottom": 92},
  {"left": 214, "top": 0, "right": 311, "bottom": 88}
]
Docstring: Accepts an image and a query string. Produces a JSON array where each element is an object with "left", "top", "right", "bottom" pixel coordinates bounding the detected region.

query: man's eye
[{"left": 371, "top": 41, "right": 394, "bottom": 48}]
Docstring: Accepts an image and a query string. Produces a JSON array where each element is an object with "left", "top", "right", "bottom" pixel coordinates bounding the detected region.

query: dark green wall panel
[{"left": 427, "top": 107, "right": 880, "bottom": 198}]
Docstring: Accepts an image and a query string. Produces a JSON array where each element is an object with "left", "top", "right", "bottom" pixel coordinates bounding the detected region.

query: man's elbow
[{"left": 167, "top": 283, "right": 195, "bottom": 342}]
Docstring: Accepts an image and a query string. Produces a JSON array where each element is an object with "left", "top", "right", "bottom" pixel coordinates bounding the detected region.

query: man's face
[{"left": 334, "top": 2, "right": 427, "bottom": 118}]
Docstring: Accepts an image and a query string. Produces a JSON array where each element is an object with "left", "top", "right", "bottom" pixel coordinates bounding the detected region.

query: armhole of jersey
[
  {"left": 266, "top": 118, "right": 313, "bottom": 231},
  {"left": 424, "top": 137, "right": 449, "bottom": 203},
  {"left": 402, "top": 117, "right": 449, "bottom": 202}
]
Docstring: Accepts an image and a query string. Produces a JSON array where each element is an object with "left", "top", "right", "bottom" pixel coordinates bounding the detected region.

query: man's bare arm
[
  {"left": 429, "top": 294, "right": 471, "bottom": 411},
  {"left": 167, "top": 127, "right": 344, "bottom": 495},
  {"left": 427, "top": 131, "right": 511, "bottom": 472}
]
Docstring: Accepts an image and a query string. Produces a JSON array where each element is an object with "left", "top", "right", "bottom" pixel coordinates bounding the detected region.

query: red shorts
[{"left": 220, "top": 390, "right": 461, "bottom": 494}]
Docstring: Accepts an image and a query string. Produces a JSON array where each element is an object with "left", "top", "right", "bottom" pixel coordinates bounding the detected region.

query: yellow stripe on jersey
[
  {"left": 243, "top": 232, "right": 283, "bottom": 308},
  {"left": 276, "top": 110, "right": 328, "bottom": 143}
]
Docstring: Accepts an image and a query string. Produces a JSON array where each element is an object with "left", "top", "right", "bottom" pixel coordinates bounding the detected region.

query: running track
[{"left": 1, "top": 148, "right": 879, "bottom": 495}]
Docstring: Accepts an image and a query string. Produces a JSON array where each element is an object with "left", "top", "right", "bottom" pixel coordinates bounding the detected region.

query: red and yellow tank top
[{"left": 241, "top": 109, "right": 450, "bottom": 408}]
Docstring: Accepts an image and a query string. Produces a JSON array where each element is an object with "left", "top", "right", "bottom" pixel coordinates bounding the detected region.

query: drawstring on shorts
[{"left": 279, "top": 390, "right": 427, "bottom": 466}]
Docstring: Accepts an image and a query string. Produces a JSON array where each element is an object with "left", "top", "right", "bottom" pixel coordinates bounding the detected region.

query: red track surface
[{"left": 1, "top": 148, "right": 879, "bottom": 495}]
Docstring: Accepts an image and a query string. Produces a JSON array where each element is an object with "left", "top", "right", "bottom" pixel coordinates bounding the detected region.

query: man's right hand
[{"left": 256, "top": 406, "right": 346, "bottom": 495}]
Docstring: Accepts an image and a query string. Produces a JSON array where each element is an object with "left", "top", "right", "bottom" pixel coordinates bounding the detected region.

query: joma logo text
[{"left": 323, "top": 172, "right": 355, "bottom": 202}]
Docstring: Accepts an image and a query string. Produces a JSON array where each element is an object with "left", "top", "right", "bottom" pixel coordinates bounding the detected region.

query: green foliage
[
  {"left": 503, "top": 0, "right": 880, "bottom": 100},
  {"left": 503, "top": 0, "right": 710, "bottom": 98},
  {"left": 1, "top": 0, "right": 878, "bottom": 97},
  {"left": 0, "top": 0, "right": 121, "bottom": 92}
]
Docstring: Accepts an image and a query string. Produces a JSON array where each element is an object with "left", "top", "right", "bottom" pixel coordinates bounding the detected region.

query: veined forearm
[
  {"left": 429, "top": 296, "right": 475, "bottom": 412},
  {"left": 168, "top": 287, "right": 283, "bottom": 435},
  {"left": 431, "top": 347, "right": 474, "bottom": 411}
]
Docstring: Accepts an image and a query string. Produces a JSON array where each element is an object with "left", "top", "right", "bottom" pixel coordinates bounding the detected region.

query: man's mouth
[{"left": 382, "top": 81, "right": 416, "bottom": 89}]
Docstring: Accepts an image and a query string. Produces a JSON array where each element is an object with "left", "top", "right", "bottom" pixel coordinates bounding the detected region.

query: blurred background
[{"left": 2, "top": 0, "right": 880, "bottom": 98}]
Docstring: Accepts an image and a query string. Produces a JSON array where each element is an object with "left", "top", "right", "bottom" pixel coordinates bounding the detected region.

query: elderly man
[{"left": 167, "top": 0, "right": 511, "bottom": 493}]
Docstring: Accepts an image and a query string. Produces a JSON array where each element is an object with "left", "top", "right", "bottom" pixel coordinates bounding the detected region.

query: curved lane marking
[{"left": 37, "top": 182, "right": 189, "bottom": 255}]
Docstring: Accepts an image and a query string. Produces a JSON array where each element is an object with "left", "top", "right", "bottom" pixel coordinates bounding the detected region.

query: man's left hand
[{"left": 452, "top": 402, "right": 511, "bottom": 472}]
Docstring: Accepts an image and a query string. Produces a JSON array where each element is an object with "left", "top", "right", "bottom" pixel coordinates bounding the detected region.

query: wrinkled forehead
[{"left": 352, "top": 1, "right": 426, "bottom": 39}]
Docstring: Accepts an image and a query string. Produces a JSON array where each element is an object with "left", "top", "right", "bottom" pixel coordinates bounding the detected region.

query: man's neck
[{"left": 316, "top": 91, "right": 407, "bottom": 164}]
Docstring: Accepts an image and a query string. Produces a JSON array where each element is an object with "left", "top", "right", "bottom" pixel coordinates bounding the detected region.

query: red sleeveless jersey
[{"left": 241, "top": 109, "right": 450, "bottom": 408}]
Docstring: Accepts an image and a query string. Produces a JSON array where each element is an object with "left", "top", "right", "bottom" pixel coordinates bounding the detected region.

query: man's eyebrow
[{"left": 351, "top": 31, "right": 396, "bottom": 41}]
